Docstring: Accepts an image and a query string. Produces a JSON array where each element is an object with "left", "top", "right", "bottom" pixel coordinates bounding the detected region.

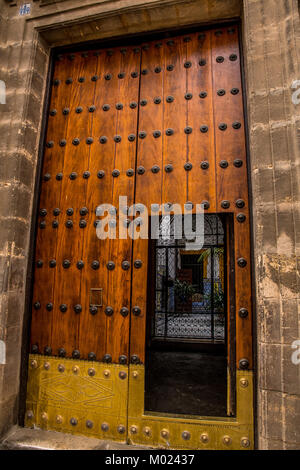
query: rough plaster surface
[{"left": 0, "top": 0, "right": 299, "bottom": 450}]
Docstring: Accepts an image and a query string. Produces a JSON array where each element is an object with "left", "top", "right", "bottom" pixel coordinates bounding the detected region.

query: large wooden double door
[{"left": 26, "top": 25, "right": 254, "bottom": 449}]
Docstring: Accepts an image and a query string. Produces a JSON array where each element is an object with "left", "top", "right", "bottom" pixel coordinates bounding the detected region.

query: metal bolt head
[
  {"left": 56, "top": 415, "right": 63, "bottom": 424},
  {"left": 200, "top": 433, "right": 209, "bottom": 443},
  {"left": 72, "top": 365, "right": 79, "bottom": 374},
  {"left": 143, "top": 426, "right": 151, "bottom": 436},
  {"left": 117, "top": 425, "right": 126, "bottom": 434},
  {"left": 30, "top": 359, "right": 38, "bottom": 369},
  {"left": 41, "top": 412, "right": 48, "bottom": 421},
  {"left": 130, "top": 425, "right": 138, "bottom": 434},
  {"left": 44, "top": 362, "right": 50, "bottom": 371},
  {"left": 27, "top": 410, "right": 34, "bottom": 420},
  {"left": 58, "top": 364, "right": 65, "bottom": 373},
  {"left": 240, "top": 378, "right": 249, "bottom": 388},
  {"left": 161, "top": 429, "right": 169, "bottom": 439},
  {"left": 101, "top": 422, "right": 109, "bottom": 432},
  {"left": 86, "top": 420, "right": 93, "bottom": 429},
  {"left": 182, "top": 431, "right": 191, "bottom": 440},
  {"left": 88, "top": 368, "right": 96, "bottom": 377},
  {"left": 239, "top": 358, "right": 250, "bottom": 370},
  {"left": 70, "top": 417, "right": 78, "bottom": 426},
  {"left": 119, "top": 371, "right": 127, "bottom": 380},
  {"left": 103, "top": 369, "right": 110, "bottom": 378},
  {"left": 241, "top": 437, "right": 250, "bottom": 448},
  {"left": 132, "top": 371, "right": 139, "bottom": 379},
  {"left": 223, "top": 435, "right": 232, "bottom": 446}
]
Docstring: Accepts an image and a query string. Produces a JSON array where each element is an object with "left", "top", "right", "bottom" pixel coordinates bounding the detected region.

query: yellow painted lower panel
[
  {"left": 25, "top": 355, "right": 254, "bottom": 449},
  {"left": 25, "top": 355, "right": 128, "bottom": 443},
  {"left": 127, "top": 365, "right": 254, "bottom": 450}
]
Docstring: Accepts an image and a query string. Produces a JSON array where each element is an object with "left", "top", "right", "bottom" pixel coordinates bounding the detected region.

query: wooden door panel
[{"left": 30, "top": 55, "right": 78, "bottom": 354}]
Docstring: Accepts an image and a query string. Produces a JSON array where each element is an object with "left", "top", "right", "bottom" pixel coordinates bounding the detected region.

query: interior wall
[{"left": 0, "top": 0, "right": 299, "bottom": 449}]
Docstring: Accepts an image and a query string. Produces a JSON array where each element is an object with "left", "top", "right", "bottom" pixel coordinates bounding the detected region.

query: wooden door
[
  {"left": 26, "top": 46, "right": 140, "bottom": 442},
  {"left": 26, "top": 24, "right": 254, "bottom": 450},
  {"left": 128, "top": 27, "right": 253, "bottom": 450}
]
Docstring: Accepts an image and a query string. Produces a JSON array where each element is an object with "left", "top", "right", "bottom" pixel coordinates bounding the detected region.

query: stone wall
[{"left": 0, "top": 0, "right": 299, "bottom": 449}]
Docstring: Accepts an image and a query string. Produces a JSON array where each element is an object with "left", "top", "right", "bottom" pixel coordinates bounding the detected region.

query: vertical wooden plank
[
  {"left": 135, "top": 41, "right": 164, "bottom": 210},
  {"left": 51, "top": 52, "right": 97, "bottom": 357},
  {"left": 105, "top": 46, "right": 141, "bottom": 364},
  {"left": 162, "top": 36, "right": 187, "bottom": 207},
  {"left": 78, "top": 48, "right": 120, "bottom": 360},
  {"left": 211, "top": 26, "right": 252, "bottom": 369},
  {"left": 30, "top": 54, "right": 77, "bottom": 354},
  {"left": 187, "top": 31, "right": 216, "bottom": 210}
]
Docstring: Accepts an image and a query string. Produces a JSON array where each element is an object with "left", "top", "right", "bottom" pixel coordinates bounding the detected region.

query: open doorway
[{"left": 145, "top": 214, "right": 234, "bottom": 418}]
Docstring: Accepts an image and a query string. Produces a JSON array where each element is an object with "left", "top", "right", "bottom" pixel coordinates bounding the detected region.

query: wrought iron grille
[{"left": 152, "top": 214, "right": 225, "bottom": 342}]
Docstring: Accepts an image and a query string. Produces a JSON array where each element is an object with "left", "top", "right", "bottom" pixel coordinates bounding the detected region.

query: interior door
[
  {"left": 128, "top": 27, "right": 254, "bottom": 450},
  {"left": 26, "top": 46, "right": 140, "bottom": 442}
]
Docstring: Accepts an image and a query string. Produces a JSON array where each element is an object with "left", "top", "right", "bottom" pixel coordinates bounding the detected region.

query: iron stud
[
  {"left": 65, "top": 220, "right": 73, "bottom": 228},
  {"left": 120, "top": 307, "right": 129, "bottom": 317},
  {"left": 239, "top": 308, "right": 249, "bottom": 319},
  {"left": 89, "top": 306, "right": 98, "bottom": 316},
  {"left": 151, "top": 165, "right": 160, "bottom": 173},
  {"left": 103, "top": 354, "right": 112, "bottom": 364},
  {"left": 131, "top": 355, "right": 140, "bottom": 364},
  {"left": 105, "top": 306, "right": 113, "bottom": 317},
  {"left": 74, "top": 304, "right": 82, "bottom": 314},
  {"left": 234, "top": 159, "right": 243, "bottom": 168},
  {"left": 58, "top": 348, "right": 66, "bottom": 357},
  {"left": 72, "top": 350, "right": 80, "bottom": 359},
  {"left": 91, "top": 260, "right": 99, "bottom": 270},
  {"left": 62, "top": 259, "right": 71, "bottom": 269},
  {"left": 221, "top": 200, "right": 230, "bottom": 209},
  {"left": 44, "top": 346, "right": 52, "bottom": 356},
  {"left": 121, "top": 261, "right": 130, "bottom": 270},
  {"left": 237, "top": 213, "right": 246, "bottom": 223}
]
